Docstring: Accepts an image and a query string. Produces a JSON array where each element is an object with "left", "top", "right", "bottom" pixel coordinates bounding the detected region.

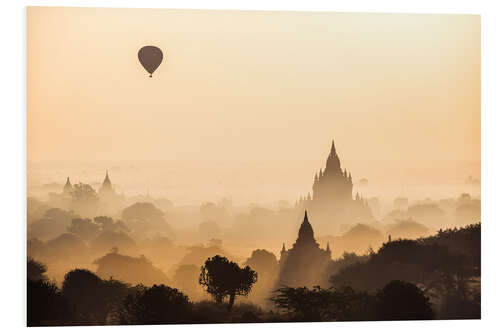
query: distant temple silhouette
[
  {"left": 296, "top": 140, "right": 372, "bottom": 230},
  {"left": 99, "top": 170, "right": 116, "bottom": 197},
  {"left": 63, "top": 177, "right": 73, "bottom": 194},
  {"left": 60, "top": 171, "right": 118, "bottom": 198},
  {"left": 53, "top": 171, "right": 124, "bottom": 215},
  {"left": 97, "top": 171, "right": 125, "bottom": 214},
  {"left": 278, "top": 211, "right": 332, "bottom": 287}
]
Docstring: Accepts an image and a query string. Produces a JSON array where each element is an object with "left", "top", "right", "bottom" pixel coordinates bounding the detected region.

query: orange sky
[{"left": 27, "top": 7, "right": 480, "bottom": 202}]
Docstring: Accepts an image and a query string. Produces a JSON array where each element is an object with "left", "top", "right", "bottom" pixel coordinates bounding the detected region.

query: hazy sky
[{"left": 27, "top": 7, "right": 480, "bottom": 202}]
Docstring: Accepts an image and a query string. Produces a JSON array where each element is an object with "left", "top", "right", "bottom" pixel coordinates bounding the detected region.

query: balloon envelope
[{"left": 138, "top": 46, "right": 163, "bottom": 77}]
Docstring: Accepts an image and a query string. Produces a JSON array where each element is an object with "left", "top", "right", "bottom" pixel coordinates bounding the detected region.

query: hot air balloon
[{"left": 138, "top": 46, "right": 163, "bottom": 77}]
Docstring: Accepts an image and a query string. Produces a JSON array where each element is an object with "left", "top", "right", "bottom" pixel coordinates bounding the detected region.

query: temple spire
[
  {"left": 280, "top": 242, "right": 288, "bottom": 263},
  {"left": 100, "top": 170, "right": 114, "bottom": 195},
  {"left": 103, "top": 170, "right": 111, "bottom": 186},
  {"left": 330, "top": 139, "right": 337, "bottom": 156},
  {"left": 325, "top": 139, "right": 341, "bottom": 172},
  {"left": 297, "top": 210, "right": 315, "bottom": 244},
  {"left": 63, "top": 176, "right": 73, "bottom": 193}
]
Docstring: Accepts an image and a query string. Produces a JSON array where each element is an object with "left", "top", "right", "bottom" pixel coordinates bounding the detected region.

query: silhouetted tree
[
  {"left": 27, "top": 258, "right": 68, "bottom": 326},
  {"left": 118, "top": 284, "right": 192, "bottom": 324},
  {"left": 430, "top": 223, "right": 480, "bottom": 273},
  {"left": 27, "top": 278, "right": 67, "bottom": 326},
  {"left": 270, "top": 285, "right": 336, "bottom": 321},
  {"left": 328, "top": 224, "right": 480, "bottom": 320},
  {"left": 101, "top": 278, "right": 133, "bottom": 324},
  {"left": 376, "top": 280, "right": 433, "bottom": 320},
  {"left": 61, "top": 269, "right": 107, "bottom": 325},
  {"left": 199, "top": 255, "right": 257, "bottom": 310},
  {"left": 27, "top": 257, "right": 47, "bottom": 282},
  {"left": 61, "top": 269, "right": 131, "bottom": 325},
  {"left": 330, "top": 237, "right": 471, "bottom": 291},
  {"left": 270, "top": 285, "right": 377, "bottom": 321}
]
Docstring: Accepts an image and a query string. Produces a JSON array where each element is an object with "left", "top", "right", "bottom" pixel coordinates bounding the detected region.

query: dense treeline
[
  {"left": 270, "top": 281, "right": 433, "bottom": 321},
  {"left": 330, "top": 223, "right": 480, "bottom": 319},
  {"left": 27, "top": 224, "right": 480, "bottom": 326}
]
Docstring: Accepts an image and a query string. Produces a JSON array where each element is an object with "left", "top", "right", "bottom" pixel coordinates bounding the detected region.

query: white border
[{"left": 2, "top": 0, "right": 499, "bottom": 332}]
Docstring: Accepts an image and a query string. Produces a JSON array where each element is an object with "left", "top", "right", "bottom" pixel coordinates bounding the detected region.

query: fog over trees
[
  {"left": 24, "top": 5, "right": 482, "bottom": 326},
  {"left": 27, "top": 145, "right": 481, "bottom": 325},
  {"left": 27, "top": 176, "right": 481, "bottom": 325}
]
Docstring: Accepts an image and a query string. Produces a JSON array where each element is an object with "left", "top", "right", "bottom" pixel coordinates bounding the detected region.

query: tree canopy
[
  {"left": 119, "top": 284, "right": 192, "bottom": 324},
  {"left": 199, "top": 255, "right": 257, "bottom": 310},
  {"left": 376, "top": 280, "right": 433, "bottom": 320}
]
